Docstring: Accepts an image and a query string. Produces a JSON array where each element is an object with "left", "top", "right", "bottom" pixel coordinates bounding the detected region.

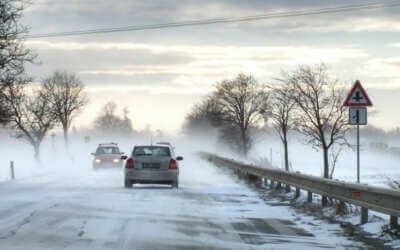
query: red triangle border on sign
[{"left": 343, "top": 80, "right": 373, "bottom": 107}]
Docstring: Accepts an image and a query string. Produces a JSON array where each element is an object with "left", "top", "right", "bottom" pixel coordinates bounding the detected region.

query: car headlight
[
  {"left": 95, "top": 159, "right": 101, "bottom": 163},
  {"left": 113, "top": 158, "right": 120, "bottom": 163}
]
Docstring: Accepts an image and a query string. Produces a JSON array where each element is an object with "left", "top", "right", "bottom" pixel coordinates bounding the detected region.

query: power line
[{"left": 25, "top": 1, "right": 400, "bottom": 39}]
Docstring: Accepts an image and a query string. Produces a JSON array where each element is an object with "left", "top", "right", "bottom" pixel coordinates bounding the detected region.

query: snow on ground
[
  {"left": 0, "top": 131, "right": 399, "bottom": 248},
  {"left": 199, "top": 133, "right": 400, "bottom": 248},
  {"left": 0, "top": 148, "right": 371, "bottom": 249}
]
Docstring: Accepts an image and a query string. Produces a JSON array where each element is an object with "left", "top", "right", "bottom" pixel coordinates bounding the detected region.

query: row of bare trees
[
  {"left": 183, "top": 73, "right": 268, "bottom": 155},
  {"left": 93, "top": 101, "right": 134, "bottom": 136},
  {"left": 1, "top": 1, "right": 88, "bottom": 161},
  {"left": 2, "top": 71, "right": 88, "bottom": 161},
  {"left": 184, "top": 64, "right": 350, "bottom": 180}
]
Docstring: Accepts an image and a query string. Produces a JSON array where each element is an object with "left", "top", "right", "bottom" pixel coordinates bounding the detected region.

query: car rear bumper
[{"left": 125, "top": 169, "right": 178, "bottom": 183}]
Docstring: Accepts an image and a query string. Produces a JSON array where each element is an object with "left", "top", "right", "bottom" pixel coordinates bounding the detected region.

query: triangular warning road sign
[{"left": 343, "top": 80, "right": 372, "bottom": 107}]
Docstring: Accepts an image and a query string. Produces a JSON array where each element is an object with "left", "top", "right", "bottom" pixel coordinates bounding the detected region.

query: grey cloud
[
  {"left": 23, "top": 0, "right": 400, "bottom": 36},
  {"left": 80, "top": 73, "right": 178, "bottom": 87},
  {"left": 27, "top": 46, "right": 194, "bottom": 77}
]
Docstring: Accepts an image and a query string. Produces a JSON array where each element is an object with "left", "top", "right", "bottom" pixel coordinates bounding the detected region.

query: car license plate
[{"left": 142, "top": 163, "right": 160, "bottom": 169}]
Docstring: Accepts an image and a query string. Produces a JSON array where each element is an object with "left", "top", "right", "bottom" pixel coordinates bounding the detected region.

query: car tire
[
  {"left": 124, "top": 179, "right": 132, "bottom": 188},
  {"left": 172, "top": 180, "right": 179, "bottom": 189}
]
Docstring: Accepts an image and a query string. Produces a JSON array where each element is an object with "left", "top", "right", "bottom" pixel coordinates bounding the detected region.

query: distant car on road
[
  {"left": 121, "top": 144, "right": 183, "bottom": 188},
  {"left": 91, "top": 143, "right": 124, "bottom": 169}
]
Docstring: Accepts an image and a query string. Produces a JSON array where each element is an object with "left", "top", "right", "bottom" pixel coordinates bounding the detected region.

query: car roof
[
  {"left": 134, "top": 144, "right": 169, "bottom": 148},
  {"left": 98, "top": 143, "right": 119, "bottom": 147}
]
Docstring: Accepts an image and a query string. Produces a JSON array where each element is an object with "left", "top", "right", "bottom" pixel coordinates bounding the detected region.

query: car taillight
[
  {"left": 169, "top": 159, "right": 177, "bottom": 169},
  {"left": 126, "top": 158, "right": 134, "bottom": 169}
]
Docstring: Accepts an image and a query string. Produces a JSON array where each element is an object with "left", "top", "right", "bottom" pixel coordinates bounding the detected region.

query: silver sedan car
[{"left": 121, "top": 145, "right": 183, "bottom": 188}]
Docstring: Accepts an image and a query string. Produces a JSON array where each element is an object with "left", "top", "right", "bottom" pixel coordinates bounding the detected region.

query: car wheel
[
  {"left": 124, "top": 179, "right": 132, "bottom": 188},
  {"left": 172, "top": 180, "right": 179, "bottom": 189}
]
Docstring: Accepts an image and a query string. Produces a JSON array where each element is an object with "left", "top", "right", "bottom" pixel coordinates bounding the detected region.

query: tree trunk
[
  {"left": 241, "top": 129, "right": 248, "bottom": 156},
  {"left": 33, "top": 143, "right": 41, "bottom": 162},
  {"left": 322, "top": 146, "right": 329, "bottom": 179},
  {"left": 283, "top": 138, "right": 289, "bottom": 172},
  {"left": 63, "top": 126, "right": 69, "bottom": 146}
]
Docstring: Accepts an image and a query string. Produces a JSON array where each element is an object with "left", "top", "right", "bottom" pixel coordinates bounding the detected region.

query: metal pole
[
  {"left": 357, "top": 124, "right": 360, "bottom": 183},
  {"left": 270, "top": 148, "right": 273, "bottom": 166},
  {"left": 10, "top": 161, "right": 15, "bottom": 180}
]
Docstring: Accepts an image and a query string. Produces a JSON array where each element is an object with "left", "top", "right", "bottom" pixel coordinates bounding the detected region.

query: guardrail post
[
  {"left": 322, "top": 196, "right": 328, "bottom": 207},
  {"left": 247, "top": 173, "right": 258, "bottom": 181},
  {"left": 295, "top": 187, "right": 300, "bottom": 198},
  {"left": 10, "top": 161, "right": 15, "bottom": 180},
  {"left": 390, "top": 216, "right": 398, "bottom": 228},
  {"left": 307, "top": 191, "right": 313, "bottom": 202},
  {"left": 285, "top": 184, "right": 291, "bottom": 193},
  {"left": 360, "top": 207, "right": 368, "bottom": 224}
]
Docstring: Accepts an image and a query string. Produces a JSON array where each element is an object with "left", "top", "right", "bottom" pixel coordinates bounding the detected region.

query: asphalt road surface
[{"left": 0, "top": 153, "right": 368, "bottom": 250}]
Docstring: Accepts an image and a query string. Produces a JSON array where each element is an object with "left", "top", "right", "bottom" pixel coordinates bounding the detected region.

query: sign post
[
  {"left": 343, "top": 80, "right": 372, "bottom": 183},
  {"left": 344, "top": 80, "right": 373, "bottom": 225}
]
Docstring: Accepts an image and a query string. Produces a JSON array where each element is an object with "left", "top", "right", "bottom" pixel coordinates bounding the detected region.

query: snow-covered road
[{"left": 0, "top": 153, "right": 369, "bottom": 250}]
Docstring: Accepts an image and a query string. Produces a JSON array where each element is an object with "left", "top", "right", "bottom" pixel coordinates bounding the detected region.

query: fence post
[
  {"left": 10, "top": 161, "right": 15, "bottom": 180},
  {"left": 361, "top": 207, "right": 368, "bottom": 224}
]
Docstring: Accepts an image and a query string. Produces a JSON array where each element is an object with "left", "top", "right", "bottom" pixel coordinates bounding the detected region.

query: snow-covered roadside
[
  {"left": 268, "top": 188, "right": 400, "bottom": 249},
  {"left": 207, "top": 136, "right": 400, "bottom": 248},
  {"left": 234, "top": 137, "right": 400, "bottom": 189}
]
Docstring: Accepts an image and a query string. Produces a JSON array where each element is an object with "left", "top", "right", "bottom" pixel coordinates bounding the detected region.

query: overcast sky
[{"left": 21, "top": 0, "right": 400, "bottom": 133}]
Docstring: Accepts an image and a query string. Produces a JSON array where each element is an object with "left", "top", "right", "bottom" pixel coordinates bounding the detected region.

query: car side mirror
[
  {"left": 177, "top": 156, "right": 183, "bottom": 161},
  {"left": 121, "top": 155, "right": 128, "bottom": 160}
]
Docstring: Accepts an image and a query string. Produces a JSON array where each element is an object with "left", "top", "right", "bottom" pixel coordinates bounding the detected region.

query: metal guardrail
[{"left": 200, "top": 152, "right": 400, "bottom": 226}]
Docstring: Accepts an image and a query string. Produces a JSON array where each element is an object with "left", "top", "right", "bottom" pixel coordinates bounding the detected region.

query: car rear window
[
  {"left": 133, "top": 146, "right": 170, "bottom": 157},
  {"left": 96, "top": 146, "right": 120, "bottom": 154}
]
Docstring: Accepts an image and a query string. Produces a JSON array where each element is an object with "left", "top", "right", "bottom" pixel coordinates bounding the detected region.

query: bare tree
[
  {"left": 3, "top": 84, "right": 58, "bottom": 161},
  {"left": 0, "top": 0, "right": 36, "bottom": 124},
  {"left": 284, "top": 64, "right": 349, "bottom": 179},
  {"left": 329, "top": 146, "right": 343, "bottom": 179},
  {"left": 41, "top": 71, "right": 88, "bottom": 145},
  {"left": 182, "top": 95, "right": 224, "bottom": 134},
  {"left": 215, "top": 73, "right": 269, "bottom": 155},
  {"left": 263, "top": 84, "right": 296, "bottom": 172},
  {"left": 93, "top": 102, "right": 134, "bottom": 135}
]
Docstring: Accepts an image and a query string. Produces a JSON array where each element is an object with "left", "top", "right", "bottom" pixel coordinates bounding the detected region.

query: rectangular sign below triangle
[{"left": 343, "top": 80, "right": 373, "bottom": 107}]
